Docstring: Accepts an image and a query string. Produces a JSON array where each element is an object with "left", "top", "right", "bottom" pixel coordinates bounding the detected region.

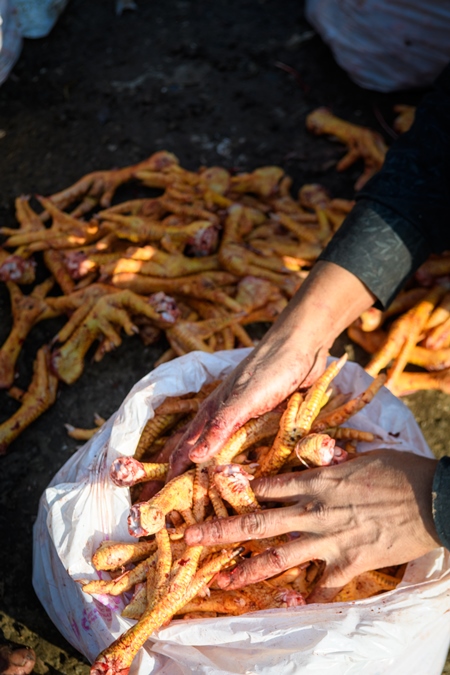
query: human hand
[
  {"left": 184, "top": 450, "right": 440, "bottom": 602},
  {"left": 167, "top": 329, "right": 327, "bottom": 478},
  {"left": 168, "top": 262, "right": 377, "bottom": 478}
]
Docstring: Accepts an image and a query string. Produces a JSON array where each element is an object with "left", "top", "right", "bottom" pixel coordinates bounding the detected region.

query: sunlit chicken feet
[
  {"left": 51, "top": 289, "right": 178, "bottom": 384},
  {"left": 306, "top": 107, "right": 387, "bottom": 190},
  {"left": 48, "top": 151, "right": 179, "bottom": 215}
]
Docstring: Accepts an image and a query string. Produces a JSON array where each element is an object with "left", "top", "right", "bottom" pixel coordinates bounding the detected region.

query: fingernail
[{"left": 185, "top": 527, "right": 202, "bottom": 544}]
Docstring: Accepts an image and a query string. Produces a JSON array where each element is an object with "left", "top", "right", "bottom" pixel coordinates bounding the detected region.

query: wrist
[{"left": 275, "top": 261, "right": 376, "bottom": 351}]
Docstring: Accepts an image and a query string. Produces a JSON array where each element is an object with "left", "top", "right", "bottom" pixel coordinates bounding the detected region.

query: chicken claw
[
  {"left": 90, "top": 546, "right": 243, "bottom": 675},
  {"left": 211, "top": 464, "right": 260, "bottom": 514},
  {"left": 306, "top": 107, "right": 387, "bottom": 190},
  {"left": 110, "top": 456, "right": 168, "bottom": 487},
  {"left": 0, "top": 279, "right": 58, "bottom": 389},
  {"left": 0, "top": 346, "right": 58, "bottom": 454},
  {"left": 51, "top": 289, "right": 178, "bottom": 384},
  {"left": 49, "top": 151, "right": 179, "bottom": 214},
  {"left": 127, "top": 470, "right": 195, "bottom": 537}
]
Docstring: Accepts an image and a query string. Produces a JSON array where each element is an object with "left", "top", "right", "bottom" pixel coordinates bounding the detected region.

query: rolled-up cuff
[
  {"left": 432, "top": 456, "right": 450, "bottom": 551},
  {"left": 318, "top": 199, "right": 430, "bottom": 310}
]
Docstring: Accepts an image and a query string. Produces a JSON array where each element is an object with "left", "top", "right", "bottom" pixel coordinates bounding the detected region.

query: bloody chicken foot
[{"left": 110, "top": 457, "right": 169, "bottom": 486}]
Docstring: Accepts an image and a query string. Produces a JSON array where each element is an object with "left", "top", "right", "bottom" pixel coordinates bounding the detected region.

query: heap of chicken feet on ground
[{"left": 4, "top": 103, "right": 448, "bottom": 455}]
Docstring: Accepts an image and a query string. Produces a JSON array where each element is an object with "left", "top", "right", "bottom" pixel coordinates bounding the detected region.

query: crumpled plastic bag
[
  {"left": 33, "top": 349, "right": 450, "bottom": 674},
  {"left": 0, "top": 0, "right": 70, "bottom": 86},
  {"left": 0, "top": 0, "right": 22, "bottom": 86},
  {"left": 305, "top": 0, "right": 450, "bottom": 92},
  {"left": 11, "top": 0, "right": 69, "bottom": 38}
]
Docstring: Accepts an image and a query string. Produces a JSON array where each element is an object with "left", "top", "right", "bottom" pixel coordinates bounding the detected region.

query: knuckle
[
  {"left": 266, "top": 546, "right": 289, "bottom": 572},
  {"left": 303, "top": 499, "right": 327, "bottom": 521},
  {"left": 207, "top": 519, "right": 228, "bottom": 541},
  {"left": 313, "top": 500, "right": 327, "bottom": 521},
  {"left": 240, "top": 511, "right": 267, "bottom": 538}
]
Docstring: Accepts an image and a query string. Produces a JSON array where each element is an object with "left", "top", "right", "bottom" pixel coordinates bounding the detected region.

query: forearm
[{"left": 267, "top": 260, "right": 376, "bottom": 356}]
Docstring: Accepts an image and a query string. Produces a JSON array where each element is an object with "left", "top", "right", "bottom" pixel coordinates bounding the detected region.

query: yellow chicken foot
[
  {"left": 208, "top": 485, "right": 229, "bottom": 518},
  {"left": 294, "top": 433, "right": 336, "bottom": 467},
  {"left": 325, "top": 427, "right": 375, "bottom": 443},
  {"left": 393, "top": 105, "right": 416, "bottom": 134},
  {"left": 230, "top": 166, "right": 285, "bottom": 197},
  {"left": 213, "top": 411, "right": 282, "bottom": 465},
  {"left": 0, "top": 279, "right": 58, "bottom": 388},
  {"left": 256, "top": 392, "right": 303, "bottom": 477},
  {"left": 332, "top": 569, "right": 400, "bottom": 602},
  {"left": 211, "top": 464, "right": 261, "bottom": 514},
  {"left": 134, "top": 413, "right": 182, "bottom": 460},
  {"left": 306, "top": 108, "right": 387, "bottom": 190},
  {"left": 147, "top": 528, "right": 172, "bottom": 612},
  {"left": 92, "top": 540, "right": 157, "bottom": 571},
  {"left": 49, "top": 151, "right": 179, "bottom": 213},
  {"left": 127, "top": 470, "right": 195, "bottom": 537},
  {"left": 258, "top": 355, "right": 347, "bottom": 476},
  {"left": 193, "top": 462, "right": 210, "bottom": 523},
  {"left": 109, "top": 457, "right": 169, "bottom": 487},
  {"left": 51, "top": 289, "right": 176, "bottom": 384},
  {"left": 83, "top": 552, "right": 158, "bottom": 597},
  {"left": 90, "top": 547, "right": 243, "bottom": 675},
  {"left": 313, "top": 374, "right": 386, "bottom": 431},
  {"left": 166, "top": 315, "right": 243, "bottom": 355},
  {"left": 0, "top": 346, "right": 58, "bottom": 454}
]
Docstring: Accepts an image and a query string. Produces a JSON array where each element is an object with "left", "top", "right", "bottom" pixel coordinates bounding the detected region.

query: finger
[
  {"left": 187, "top": 402, "right": 249, "bottom": 462},
  {"left": 184, "top": 505, "right": 301, "bottom": 546},
  {"left": 187, "top": 372, "right": 257, "bottom": 463},
  {"left": 306, "top": 564, "right": 355, "bottom": 604},
  {"left": 252, "top": 470, "right": 318, "bottom": 502},
  {"left": 215, "top": 535, "right": 325, "bottom": 590}
]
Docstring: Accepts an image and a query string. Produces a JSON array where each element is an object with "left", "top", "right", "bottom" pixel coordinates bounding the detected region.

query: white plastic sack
[
  {"left": 11, "top": 0, "right": 69, "bottom": 38},
  {"left": 33, "top": 350, "right": 450, "bottom": 674},
  {"left": 0, "top": 0, "right": 22, "bottom": 86},
  {"left": 305, "top": 0, "right": 450, "bottom": 92},
  {"left": 0, "top": 0, "right": 69, "bottom": 86}
]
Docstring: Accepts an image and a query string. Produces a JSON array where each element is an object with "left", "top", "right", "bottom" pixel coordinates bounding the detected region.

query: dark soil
[{"left": 0, "top": 1, "right": 446, "bottom": 673}]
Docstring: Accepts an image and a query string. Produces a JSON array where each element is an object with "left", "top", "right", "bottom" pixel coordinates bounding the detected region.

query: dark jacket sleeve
[
  {"left": 432, "top": 457, "right": 450, "bottom": 551},
  {"left": 319, "top": 62, "right": 450, "bottom": 309}
]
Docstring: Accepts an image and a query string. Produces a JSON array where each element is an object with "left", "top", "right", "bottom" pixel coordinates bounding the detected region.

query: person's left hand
[{"left": 184, "top": 450, "right": 441, "bottom": 602}]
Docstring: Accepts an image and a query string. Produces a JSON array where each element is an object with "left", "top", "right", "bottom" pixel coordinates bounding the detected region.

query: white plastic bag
[
  {"left": 305, "top": 0, "right": 450, "bottom": 92},
  {"left": 0, "top": 0, "right": 69, "bottom": 86},
  {"left": 33, "top": 350, "right": 450, "bottom": 674},
  {"left": 0, "top": 0, "right": 22, "bottom": 86},
  {"left": 11, "top": 0, "right": 69, "bottom": 38}
]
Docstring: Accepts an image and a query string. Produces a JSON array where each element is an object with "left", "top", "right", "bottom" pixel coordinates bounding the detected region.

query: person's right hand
[
  {"left": 167, "top": 261, "right": 376, "bottom": 478},
  {"left": 183, "top": 449, "right": 440, "bottom": 600}
]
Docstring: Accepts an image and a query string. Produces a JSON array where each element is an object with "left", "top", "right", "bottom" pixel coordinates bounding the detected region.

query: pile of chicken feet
[
  {"left": 0, "top": 129, "right": 357, "bottom": 453},
  {"left": 82, "top": 355, "right": 406, "bottom": 675},
  {"left": 3, "top": 102, "right": 445, "bottom": 455}
]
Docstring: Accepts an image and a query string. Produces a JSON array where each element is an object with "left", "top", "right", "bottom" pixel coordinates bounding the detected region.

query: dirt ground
[{"left": 0, "top": 0, "right": 448, "bottom": 672}]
